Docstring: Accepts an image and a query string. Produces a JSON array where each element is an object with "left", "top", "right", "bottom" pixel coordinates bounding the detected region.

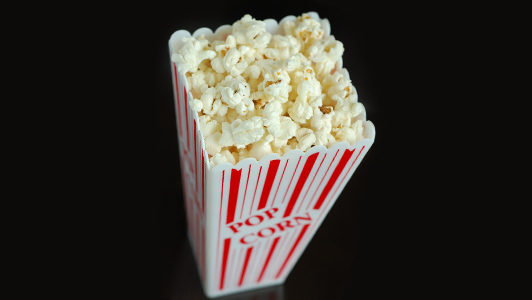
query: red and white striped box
[{"left": 169, "top": 12, "right": 376, "bottom": 298}]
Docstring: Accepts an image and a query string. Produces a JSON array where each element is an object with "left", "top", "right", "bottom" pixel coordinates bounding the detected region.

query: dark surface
[{"left": 87, "top": 0, "right": 444, "bottom": 299}]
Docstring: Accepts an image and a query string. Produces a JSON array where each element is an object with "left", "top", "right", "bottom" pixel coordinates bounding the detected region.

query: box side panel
[{"left": 170, "top": 55, "right": 207, "bottom": 283}]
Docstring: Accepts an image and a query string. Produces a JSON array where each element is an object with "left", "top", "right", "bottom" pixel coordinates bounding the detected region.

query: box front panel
[{"left": 205, "top": 141, "right": 372, "bottom": 297}]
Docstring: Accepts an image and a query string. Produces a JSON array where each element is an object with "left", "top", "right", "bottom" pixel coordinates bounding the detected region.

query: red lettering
[
  {"left": 294, "top": 212, "right": 312, "bottom": 226},
  {"left": 228, "top": 222, "right": 243, "bottom": 233},
  {"left": 276, "top": 220, "right": 295, "bottom": 232},
  {"left": 245, "top": 215, "right": 264, "bottom": 226},
  {"left": 258, "top": 227, "right": 276, "bottom": 238},
  {"left": 239, "top": 212, "right": 314, "bottom": 244},
  {"left": 240, "top": 233, "right": 257, "bottom": 244},
  {"left": 264, "top": 207, "right": 279, "bottom": 219}
]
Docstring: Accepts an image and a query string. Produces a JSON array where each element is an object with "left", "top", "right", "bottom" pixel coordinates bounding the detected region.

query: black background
[{"left": 85, "top": 0, "right": 450, "bottom": 299}]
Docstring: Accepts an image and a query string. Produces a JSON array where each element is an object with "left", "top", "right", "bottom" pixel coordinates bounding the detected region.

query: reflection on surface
[{"left": 162, "top": 237, "right": 284, "bottom": 300}]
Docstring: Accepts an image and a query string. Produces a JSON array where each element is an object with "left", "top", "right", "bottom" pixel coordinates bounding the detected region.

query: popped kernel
[
  {"left": 172, "top": 13, "right": 366, "bottom": 168},
  {"left": 172, "top": 36, "right": 216, "bottom": 74}
]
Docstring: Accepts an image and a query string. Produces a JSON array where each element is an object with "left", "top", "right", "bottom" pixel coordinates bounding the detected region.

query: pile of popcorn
[{"left": 172, "top": 14, "right": 365, "bottom": 169}]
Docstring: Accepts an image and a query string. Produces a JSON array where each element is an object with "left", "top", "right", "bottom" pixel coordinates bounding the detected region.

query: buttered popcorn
[{"left": 172, "top": 13, "right": 366, "bottom": 169}]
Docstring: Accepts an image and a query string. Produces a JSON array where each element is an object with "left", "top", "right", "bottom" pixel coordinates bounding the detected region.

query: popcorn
[
  {"left": 289, "top": 67, "right": 321, "bottom": 102},
  {"left": 214, "top": 100, "right": 227, "bottom": 116},
  {"left": 213, "top": 35, "right": 237, "bottom": 52},
  {"left": 225, "top": 108, "right": 241, "bottom": 124},
  {"left": 334, "top": 127, "right": 357, "bottom": 144},
  {"left": 209, "top": 149, "right": 237, "bottom": 169},
  {"left": 204, "top": 132, "right": 222, "bottom": 156},
  {"left": 305, "top": 37, "right": 344, "bottom": 79},
  {"left": 268, "top": 35, "right": 301, "bottom": 61},
  {"left": 297, "top": 79, "right": 317, "bottom": 101},
  {"left": 295, "top": 128, "right": 316, "bottom": 152},
  {"left": 204, "top": 69, "right": 224, "bottom": 88},
  {"left": 270, "top": 116, "right": 298, "bottom": 148},
  {"left": 284, "top": 13, "right": 324, "bottom": 50},
  {"left": 288, "top": 79, "right": 321, "bottom": 123},
  {"left": 233, "top": 15, "right": 272, "bottom": 49},
  {"left": 333, "top": 117, "right": 364, "bottom": 144},
  {"left": 217, "top": 116, "right": 266, "bottom": 149},
  {"left": 310, "top": 106, "right": 334, "bottom": 134},
  {"left": 198, "top": 115, "right": 220, "bottom": 137},
  {"left": 191, "top": 99, "right": 203, "bottom": 112},
  {"left": 330, "top": 106, "right": 352, "bottom": 128},
  {"left": 173, "top": 13, "right": 367, "bottom": 168},
  {"left": 283, "top": 53, "right": 308, "bottom": 73},
  {"left": 211, "top": 35, "right": 237, "bottom": 74},
  {"left": 315, "top": 131, "right": 336, "bottom": 147},
  {"left": 222, "top": 47, "right": 249, "bottom": 76},
  {"left": 211, "top": 36, "right": 256, "bottom": 76},
  {"left": 277, "top": 117, "right": 298, "bottom": 140},
  {"left": 350, "top": 119, "right": 365, "bottom": 142},
  {"left": 199, "top": 87, "right": 218, "bottom": 116},
  {"left": 262, "top": 100, "right": 284, "bottom": 136},
  {"left": 249, "top": 134, "right": 274, "bottom": 160},
  {"left": 222, "top": 149, "right": 237, "bottom": 165},
  {"left": 172, "top": 36, "right": 216, "bottom": 74},
  {"left": 324, "top": 72, "right": 358, "bottom": 106},
  {"left": 219, "top": 122, "right": 235, "bottom": 147},
  {"left": 263, "top": 69, "right": 291, "bottom": 98},
  {"left": 254, "top": 58, "right": 283, "bottom": 75},
  {"left": 252, "top": 69, "right": 292, "bottom": 105},
  {"left": 187, "top": 70, "right": 208, "bottom": 98},
  {"left": 244, "top": 64, "right": 261, "bottom": 80},
  {"left": 218, "top": 75, "right": 254, "bottom": 115},
  {"left": 279, "top": 138, "right": 298, "bottom": 156},
  {"left": 238, "top": 147, "right": 250, "bottom": 160},
  {"left": 287, "top": 97, "right": 313, "bottom": 124},
  {"left": 232, "top": 116, "right": 265, "bottom": 147}
]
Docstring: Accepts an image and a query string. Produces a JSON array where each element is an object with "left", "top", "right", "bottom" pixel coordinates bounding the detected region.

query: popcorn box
[{"left": 169, "top": 12, "right": 376, "bottom": 298}]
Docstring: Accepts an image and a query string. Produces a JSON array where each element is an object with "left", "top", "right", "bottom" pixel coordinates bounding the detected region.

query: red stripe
[
  {"left": 173, "top": 63, "right": 182, "bottom": 137},
  {"left": 281, "top": 157, "right": 302, "bottom": 204},
  {"left": 271, "top": 227, "right": 297, "bottom": 273},
  {"left": 240, "top": 165, "right": 251, "bottom": 219},
  {"left": 239, "top": 247, "right": 254, "bottom": 286},
  {"left": 275, "top": 224, "right": 310, "bottom": 278},
  {"left": 283, "top": 153, "right": 319, "bottom": 218},
  {"left": 257, "top": 160, "right": 280, "bottom": 210},
  {"left": 219, "top": 238, "right": 231, "bottom": 290},
  {"left": 249, "top": 166, "right": 262, "bottom": 215},
  {"left": 310, "top": 150, "right": 339, "bottom": 209},
  {"left": 226, "top": 168, "right": 242, "bottom": 224},
  {"left": 302, "top": 154, "right": 328, "bottom": 212},
  {"left": 330, "top": 147, "right": 365, "bottom": 203},
  {"left": 250, "top": 241, "right": 264, "bottom": 279},
  {"left": 216, "top": 170, "right": 225, "bottom": 285},
  {"left": 314, "top": 149, "right": 355, "bottom": 210},
  {"left": 184, "top": 87, "right": 189, "bottom": 149},
  {"left": 251, "top": 240, "right": 266, "bottom": 281},
  {"left": 272, "top": 160, "right": 289, "bottom": 208},
  {"left": 302, "top": 149, "right": 366, "bottom": 260},
  {"left": 257, "top": 236, "right": 281, "bottom": 282},
  {"left": 231, "top": 248, "right": 245, "bottom": 285}
]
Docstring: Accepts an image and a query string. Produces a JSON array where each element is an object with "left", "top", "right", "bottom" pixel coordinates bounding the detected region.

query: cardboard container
[{"left": 169, "top": 12, "right": 376, "bottom": 298}]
